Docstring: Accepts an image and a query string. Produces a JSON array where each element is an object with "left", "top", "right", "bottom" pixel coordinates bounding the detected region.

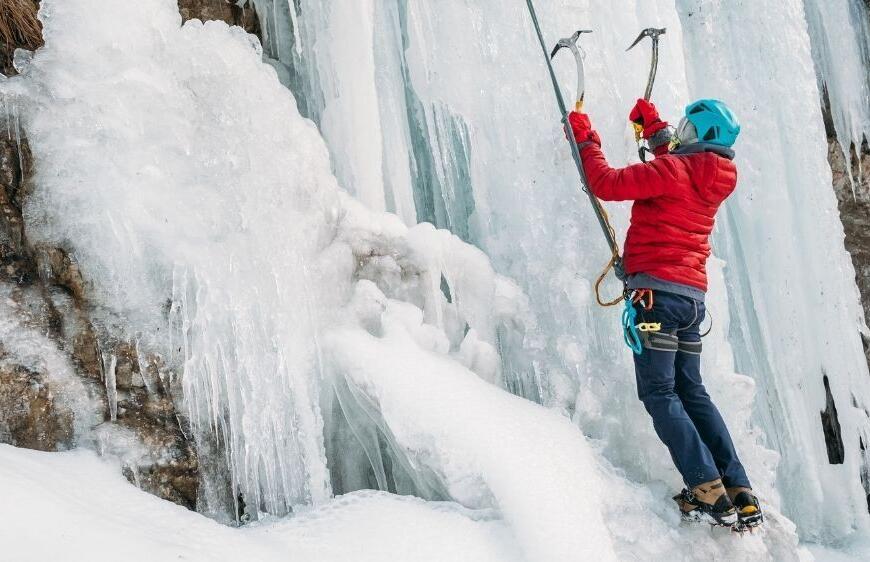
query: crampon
[
  {"left": 673, "top": 488, "right": 736, "bottom": 529},
  {"left": 730, "top": 489, "right": 764, "bottom": 534},
  {"left": 674, "top": 488, "right": 764, "bottom": 534}
]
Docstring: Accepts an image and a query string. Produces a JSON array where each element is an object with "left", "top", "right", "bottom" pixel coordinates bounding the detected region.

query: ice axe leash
[
  {"left": 627, "top": 27, "right": 666, "bottom": 163},
  {"left": 523, "top": 0, "right": 624, "bottom": 307}
]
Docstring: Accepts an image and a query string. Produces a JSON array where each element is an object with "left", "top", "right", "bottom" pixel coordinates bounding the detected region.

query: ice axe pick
[
  {"left": 550, "top": 29, "right": 593, "bottom": 112},
  {"left": 627, "top": 27, "right": 666, "bottom": 101},
  {"left": 627, "top": 27, "right": 666, "bottom": 160}
]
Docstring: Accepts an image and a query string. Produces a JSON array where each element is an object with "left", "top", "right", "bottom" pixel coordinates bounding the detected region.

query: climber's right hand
[{"left": 629, "top": 99, "right": 668, "bottom": 139}]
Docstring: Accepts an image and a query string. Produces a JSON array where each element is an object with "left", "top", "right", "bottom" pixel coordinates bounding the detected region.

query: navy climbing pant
[{"left": 632, "top": 290, "right": 751, "bottom": 489}]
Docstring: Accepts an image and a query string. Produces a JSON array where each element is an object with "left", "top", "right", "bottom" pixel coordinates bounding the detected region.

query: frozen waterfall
[{"left": 3, "top": 0, "right": 870, "bottom": 559}]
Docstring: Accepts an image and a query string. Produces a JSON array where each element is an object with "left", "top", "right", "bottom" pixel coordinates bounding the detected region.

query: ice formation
[
  {"left": 3, "top": 0, "right": 870, "bottom": 559},
  {"left": 803, "top": 0, "right": 870, "bottom": 161}
]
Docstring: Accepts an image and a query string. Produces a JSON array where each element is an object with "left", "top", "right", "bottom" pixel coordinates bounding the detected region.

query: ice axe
[
  {"left": 627, "top": 27, "right": 666, "bottom": 161},
  {"left": 522, "top": 4, "right": 624, "bottom": 306},
  {"left": 550, "top": 29, "right": 593, "bottom": 112}
]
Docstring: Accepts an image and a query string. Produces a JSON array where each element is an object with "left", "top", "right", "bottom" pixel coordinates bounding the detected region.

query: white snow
[
  {"left": 0, "top": 444, "right": 520, "bottom": 562},
  {"left": 326, "top": 321, "right": 617, "bottom": 560}
]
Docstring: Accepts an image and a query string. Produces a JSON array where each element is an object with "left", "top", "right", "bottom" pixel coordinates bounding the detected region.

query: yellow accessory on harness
[{"left": 636, "top": 322, "right": 662, "bottom": 332}]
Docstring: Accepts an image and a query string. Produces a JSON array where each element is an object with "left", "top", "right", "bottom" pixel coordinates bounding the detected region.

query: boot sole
[{"left": 679, "top": 508, "right": 737, "bottom": 528}]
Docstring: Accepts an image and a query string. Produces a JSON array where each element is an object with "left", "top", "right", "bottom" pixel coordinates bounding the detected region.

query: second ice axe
[{"left": 627, "top": 27, "right": 666, "bottom": 161}]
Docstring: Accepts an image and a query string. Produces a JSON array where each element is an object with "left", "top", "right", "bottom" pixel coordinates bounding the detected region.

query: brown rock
[
  {"left": 178, "top": 0, "right": 260, "bottom": 36},
  {"left": 0, "top": 138, "right": 37, "bottom": 286},
  {"left": 0, "top": 363, "right": 74, "bottom": 451},
  {"left": 0, "top": 128, "right": 199, "bottom": 512},
  {"left": 121, "top": 416, "right": 199, "bottom": 509},
  {"left": 830, "top": 137, "right": 870, "bottom": 365},
  {"left": 0, "top": 0, "right": 43, "bottom": 77}
]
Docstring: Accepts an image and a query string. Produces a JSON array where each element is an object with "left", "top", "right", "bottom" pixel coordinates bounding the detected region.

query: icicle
[
  {"left": 102, "top": 352, "right": 118, "bottom": 422},
  {"left": 803, "top": 0, "right": 870, "bottom": 172},
  {"left": 134, "top": 338, "right": 154, "bottom": 394},
  {"left": 287, "top": 0, "right": 301, "bottom": 55},
  {"left": 11, "top": 104, "right": 24, "bottom": 179}
]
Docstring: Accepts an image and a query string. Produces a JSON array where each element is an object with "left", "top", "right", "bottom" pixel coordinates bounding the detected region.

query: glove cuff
[
  {"left": 643, "top": 120, "right": 668, "bottom": 139},
  {"left": 647, "top": 126, "right": 673, "bottom": 153},
  {"left": 576, "top": 130, "right": 602, "bottom": 149}
]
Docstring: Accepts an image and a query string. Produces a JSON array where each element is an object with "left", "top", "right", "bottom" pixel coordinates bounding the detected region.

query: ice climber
[{"left": 568, "top": 99, "right": 764, "bottom": 530}]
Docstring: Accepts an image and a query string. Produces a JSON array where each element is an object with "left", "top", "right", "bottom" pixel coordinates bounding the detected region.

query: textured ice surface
[
  {"left": 2, "top": 0, "right": 870, "bottom": 559},
  {"left": 260, "top": 0, "right": 870, "bottom": 548},
  {"left": 678, "top": 0, "right": 870, "bottom": 541},
  {"left": 4, "top": 0, "right": 343, "bottom": 516}
]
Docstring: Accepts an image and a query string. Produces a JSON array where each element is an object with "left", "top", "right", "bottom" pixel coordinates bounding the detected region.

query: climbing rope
[
  {"left": 590, "top": 198, "right": 624, "bottom": 307},
  {"left": 524, "top": 0, "right": 625, "bottom": 308}
]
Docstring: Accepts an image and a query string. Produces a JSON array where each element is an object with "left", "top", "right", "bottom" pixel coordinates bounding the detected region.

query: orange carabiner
[{"left": 632, "top": 288, "right": 654, "bottom": 311}]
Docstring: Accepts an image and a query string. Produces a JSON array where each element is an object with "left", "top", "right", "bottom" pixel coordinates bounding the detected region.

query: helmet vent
[
  {"left": 689, "top": 104, "right": 709, "bottom": 115},
  {"left": 703, "top": 127, "right": 719, "bottom": 142}
]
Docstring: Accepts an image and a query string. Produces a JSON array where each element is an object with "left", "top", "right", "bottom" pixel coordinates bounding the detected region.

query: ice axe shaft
[
  {"left": 627, "top": 27, "right": 666, "bottom": 101},
  {"left": 628, "top": 27, "right": 666, "bottom": 160},
  {"left": 550, "top": 30, "right": 593, "bottom": 111}
]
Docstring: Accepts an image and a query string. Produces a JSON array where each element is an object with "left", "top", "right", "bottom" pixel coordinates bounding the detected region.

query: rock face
[
  {"left": 0, "top": 0, "right": 207, "bottom": 509},
  {"left": 178, "top": 0, "right": 260, "bottom": 35},
  {"left": 0, "top": 133, "right": 199, "bottom": 508},
  {"left": 0, "top": 135, "right": 71, "bottom": 454},
  {"left": 829, "top": 137, "right": 870, "bottom": 360},
  {"left": 0, "top": 363, "right": 74, "bottom": 450},
  {"left": 1, "top": 0, "right": 271, "bottom": 514},
  {"left": 0, "top": 0, "right": 43, "bottom": 76}
]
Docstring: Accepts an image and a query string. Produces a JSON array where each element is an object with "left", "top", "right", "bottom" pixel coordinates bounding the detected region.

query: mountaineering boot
[
  {"left": 727, "top": 487, "right": 764, "bottom": 530},
  {"left": 673, "top": 479, "right": 737, "bottom": 527}
]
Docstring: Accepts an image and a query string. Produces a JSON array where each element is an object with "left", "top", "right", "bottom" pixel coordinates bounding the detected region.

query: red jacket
[{"left": 579, "top": 144, "right": 737, "bottom": 292}]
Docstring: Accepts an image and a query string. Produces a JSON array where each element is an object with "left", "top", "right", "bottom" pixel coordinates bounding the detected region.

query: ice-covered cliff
[{"left": 2, "top": 0, "right": 870, "bottom": 560}]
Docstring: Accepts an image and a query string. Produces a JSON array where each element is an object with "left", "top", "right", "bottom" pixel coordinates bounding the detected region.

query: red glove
[
  {"left": 568, "top": 111, "right": 601, "bottom": 147},
  {"left": 629, "top": 99, "right": 668, "bottom": 139}
]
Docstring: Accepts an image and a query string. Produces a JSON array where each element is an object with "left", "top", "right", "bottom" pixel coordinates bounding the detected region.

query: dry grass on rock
[{"left": 1, "top": 0, "right": 43, "bottom": 60}]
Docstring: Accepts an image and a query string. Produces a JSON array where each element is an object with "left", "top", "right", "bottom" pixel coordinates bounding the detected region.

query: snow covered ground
[
  {"left": 0, "top": 445, "right": 520, "bottom": 562},
  {"left": 4, "top": 443, "right": 870, "bottom": 560}
]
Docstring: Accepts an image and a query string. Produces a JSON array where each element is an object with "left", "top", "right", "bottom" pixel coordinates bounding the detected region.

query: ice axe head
[
  {"left": 628, "top": 27, "right": 666, "bottom": 103},
  {"left": 549, "top": 29, "right": 593, "bottom": 59},
  {"left": 549, "top": 30, "right": 593, "bottom": 111},
  {"left": 626, "top": 27, "right": 666, "bottom": 52}
]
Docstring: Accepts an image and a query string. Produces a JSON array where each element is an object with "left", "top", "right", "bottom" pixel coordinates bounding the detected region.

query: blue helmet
[{"left": 679, "top": 99, "right": 741, "bottom": 147}]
